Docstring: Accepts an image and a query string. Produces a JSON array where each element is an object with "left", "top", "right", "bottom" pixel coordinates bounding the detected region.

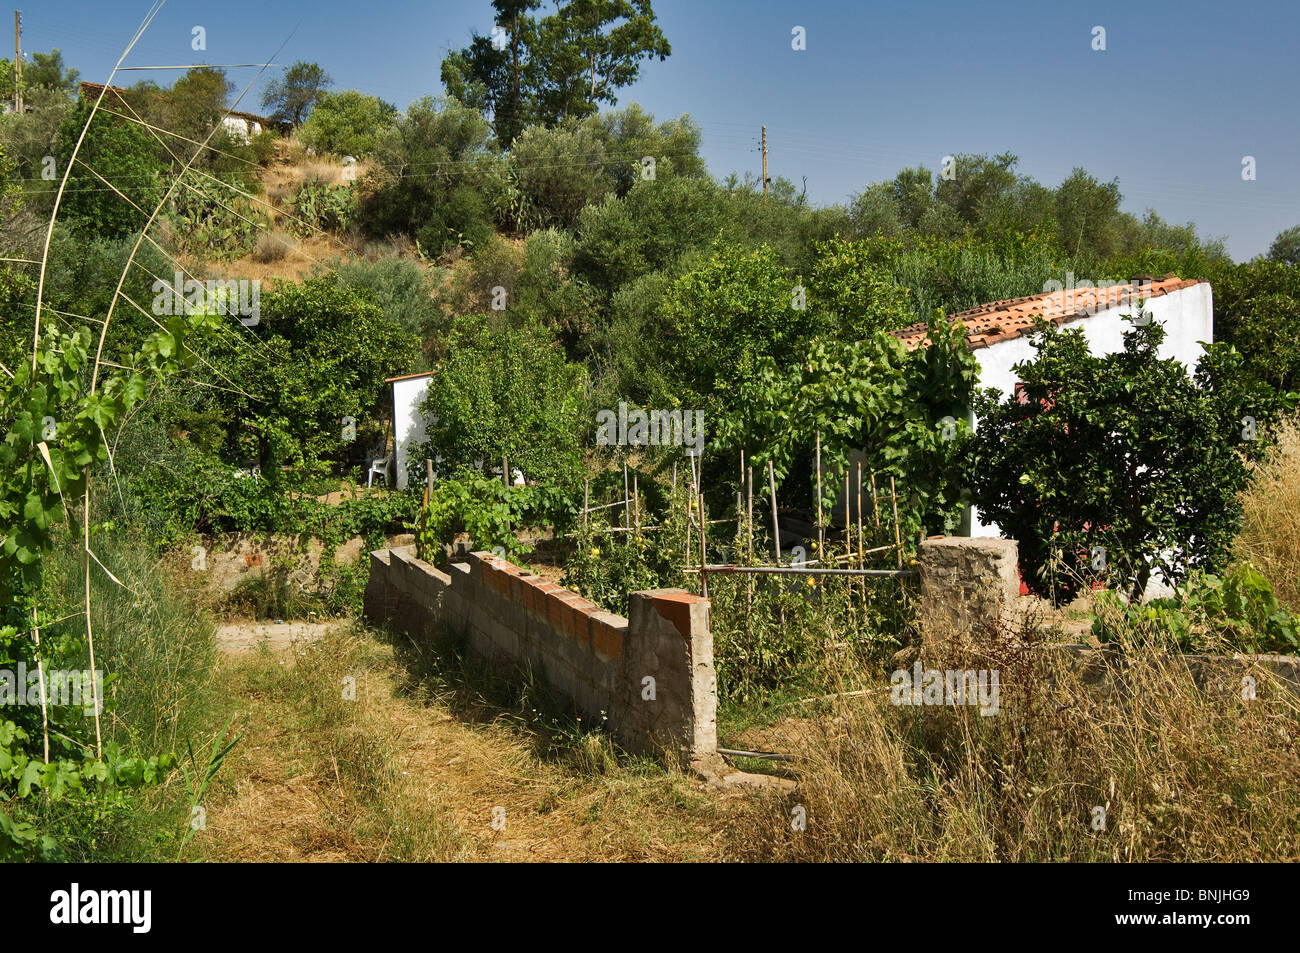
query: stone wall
[{"left": 363, "top": 546, "right": 718, "bottom": 770}]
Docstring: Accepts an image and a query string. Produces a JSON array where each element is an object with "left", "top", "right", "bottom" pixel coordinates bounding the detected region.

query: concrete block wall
[{"left": 364, "top": 545, "right": 716, "bottom": 769}]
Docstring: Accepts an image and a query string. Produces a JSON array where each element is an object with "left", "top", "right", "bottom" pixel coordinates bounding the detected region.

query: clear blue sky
[{"left": 23, "top": 0, "right": 1300, "bottom": 260}]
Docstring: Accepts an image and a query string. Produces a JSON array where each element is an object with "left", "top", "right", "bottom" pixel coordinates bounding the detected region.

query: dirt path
[{"left": 200, "top": 621, "right": 761, "bottom": 862}]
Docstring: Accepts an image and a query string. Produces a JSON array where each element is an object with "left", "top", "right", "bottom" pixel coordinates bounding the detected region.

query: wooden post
[
  {"left": 698, "top": 453, "right": 707, "bottom": 597},
  {"left": 746, "top": 464, "right": 754, "bottom": 615},
  {"left": 870, "top": 471, "right": 880, "bottom": 529},
  {"left": 746, "top": 465, "right": 754, "bottom": 562},
  {"left": 768, "top": 460, "right": 781, "bottom": 563},
  {"left": 737, "top": 450, "right": 745, "bottom": 549},
  {"left": 890, "top": 475, "right": 903, "bottom": 569},
  {"left": 815, "top": 431, "right": 824, "bottom": 557},
  {"left": 502, "top": 454, "right": 510, "bottom": 489},
  {"left": 423, "top": 458, "right": 433, "bottom": 509}
]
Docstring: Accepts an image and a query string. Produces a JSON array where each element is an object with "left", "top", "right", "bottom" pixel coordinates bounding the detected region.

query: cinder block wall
[{"left": 364, "top": 546, "right": 716, "bottom": 768}]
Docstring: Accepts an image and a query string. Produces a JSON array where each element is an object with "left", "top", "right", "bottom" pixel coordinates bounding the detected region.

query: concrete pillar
[
  {"left": 917, "top": 537, "right": 1020, "bottom": 636},
  {"left": 615, "top": 589, "right": 718, "bottom": 772}
]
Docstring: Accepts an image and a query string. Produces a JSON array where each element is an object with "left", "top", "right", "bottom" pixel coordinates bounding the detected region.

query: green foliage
[
  {"left": 298, "top": 88, "right": 396, "bottom": 157},
  {"left": 326, "top": 255, "right": 442, "bottom": 339},
  {"left": 720, "top": 316, "right": 978, "bottom": 539},
  {"left": 205, "top": 274, "right": 420, "bottom": 474},
  {"left": 414, "top": 314, "right": 588, "bottom": 488},
  {"left": 1269, "top": 226, "right": 1300, "bottom": 266},
  {"left": 57, "top": 101, "right": 166, "bottom": 239},
  {"left": 966, "top": 318, "right": 1262, "bottom": 602},
  {"left": 0, "top": 303, "right": 216, "bottom": 858},
  {"left": 1094, "top": 563, "right": 1300, "bottom": 655},
  {"left": 561, "top": 521, "right": 673, "bottom": 617},
  {"left": 415, "top": 472, "right": 575, "bottom": 565},
  {"left": 1209, "top": 259, "right": 1300, "bottom": 396},
  {"left": 442, "top": 0, "right": 670, "bottom": 145},
  {"left": 365, "top": 96, "right": 499, "bottom": 255}
]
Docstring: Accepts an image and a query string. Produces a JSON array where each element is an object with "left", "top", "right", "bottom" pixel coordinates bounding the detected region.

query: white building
[
  {"left": 893, "top": 274, "right": 1213, "bottom": 538},
  {"left": 386, "top": 371, "right": 435, "bottom": 491}
]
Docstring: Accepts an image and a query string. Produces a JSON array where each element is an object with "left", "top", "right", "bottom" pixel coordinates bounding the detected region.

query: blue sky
[{"left": 23, "top": 0, "right": 1300, "bottom": 260}]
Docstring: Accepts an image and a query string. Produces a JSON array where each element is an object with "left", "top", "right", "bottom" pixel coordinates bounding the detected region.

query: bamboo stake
[
  {"left": 856, "top": 461, "right": 865, "bottom": 608},
  {"left": 870, "top": 471, "right": 880, "bottom": 529},
  {"left": 633, "top": 471, "right": 640, "bottom": 540},
  {"left": 746, "top": 463, "right": 754, "bottom": 617},
  {"left": 890, "top": 475, "right": 903, "bottom": 569},
  {"left": 583, "top": 479, "right": 589, "bottom": 531},
  {"left": 815, "top": 431, "right": 824, "bottom": 556},
  {"left": 31, "top": 607, "right": 49, "bottom": 763},
  {"left": 768, "top": 460, "right": 781, "bottom": 563},
  {"left": 623, "top": 463, "right": 630, "bottom": 529},
  {"left": 698, "top": 453, "right": 707, "bottom": 597},
  {"left": 737, "top": 450, "right": 744, "bottom": 544}
]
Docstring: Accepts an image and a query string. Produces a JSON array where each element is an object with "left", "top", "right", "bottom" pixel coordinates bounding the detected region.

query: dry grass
[
  {"left": 1236, "top": 414, "right": 1300, "bottom": 609},
  {"left": 199, "top": 622, "right": 742, "bottom": 862},
  {"left": 724, "top": 622, "right": 1300, "bottom": 862}
]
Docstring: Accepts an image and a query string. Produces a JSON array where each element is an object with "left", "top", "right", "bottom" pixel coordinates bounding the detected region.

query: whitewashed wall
[{"left": 391, "top": 374, "right": 432, "bottom": 490}]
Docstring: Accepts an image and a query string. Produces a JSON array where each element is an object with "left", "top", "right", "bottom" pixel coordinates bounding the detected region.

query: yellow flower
[
  {"left": 807, "top": 577, "right": 817, "bottom": 588},
  {"left": 590, "top": 547, "right": 601, "bottom": 557}
]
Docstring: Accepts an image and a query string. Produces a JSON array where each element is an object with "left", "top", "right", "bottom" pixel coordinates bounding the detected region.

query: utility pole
[
  {"left": 761, "top": 125, "right": 768, "bottom": 195},
  {"left": 13, "top": 11, "right": 21, "bottom": 114}
]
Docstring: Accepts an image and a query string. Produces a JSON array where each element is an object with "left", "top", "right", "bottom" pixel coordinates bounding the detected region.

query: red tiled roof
[{"left": 893, "top": 274, "right": 1207, "bottom": 351}]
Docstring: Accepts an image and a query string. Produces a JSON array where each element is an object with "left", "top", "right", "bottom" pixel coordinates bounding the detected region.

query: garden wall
[{"left": 363, "top": 546, "right": 720, "bottom": 771}]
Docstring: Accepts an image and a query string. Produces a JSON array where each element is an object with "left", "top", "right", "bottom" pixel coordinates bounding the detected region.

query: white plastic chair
[{"left": 367, "top": 455, "right": 391, "bottom": 489}]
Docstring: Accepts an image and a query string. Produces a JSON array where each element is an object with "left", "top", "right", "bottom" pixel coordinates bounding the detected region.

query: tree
[
  {"left": 441, "top": 0, "right": 669, "bottom": 143},
  {"left": 0, "top": 48, "right": 80, "bottom": 100},
  {"left": 415, "top": 313, "right": 588, "bottom": 487},
  {"left": 966, "top": 317, "right": 1261, "bottom": 603},
  {"left": 534, "top": 0, "right": 670, "bottom": 123},
  {"left": 57, "top": 100, "right": 166, "bottom": 239},
  {"left": 298, "top": 89, "right": 396, "bottom": 157},
  {"left": 261, "top": 60, "right": 332, "bottom": 125},
  {"left": 164, "top": 67, "right": 233, "bottom": 142},
  {"left": 1268, "top": 225, "right": 1300, "bottom": 266},
  {"left": 364, "top": 96, "right": 500, "bottom": 254}
]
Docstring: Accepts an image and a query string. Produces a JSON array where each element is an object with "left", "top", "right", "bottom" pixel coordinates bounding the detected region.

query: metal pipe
[{"left": 688, "top": 565, "right": 916, "bottom": 578}]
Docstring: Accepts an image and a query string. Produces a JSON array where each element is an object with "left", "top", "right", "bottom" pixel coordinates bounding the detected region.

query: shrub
[
  {"left": 967, "top": 318, "right": 1262, "bottom": 602},
  {"left": 299, "top": 89, "right": 398, "bottom": 158},
  {"left": 413, "top": 314, "right": 589, "bottom": 489},
  {"left": 252, "top": 230, "right": 291, "bottom": 263}
]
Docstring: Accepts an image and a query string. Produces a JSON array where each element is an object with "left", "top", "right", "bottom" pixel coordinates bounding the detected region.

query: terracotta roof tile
[{"left": 893, "top": 274, "right": 1206, "bottom": 351}]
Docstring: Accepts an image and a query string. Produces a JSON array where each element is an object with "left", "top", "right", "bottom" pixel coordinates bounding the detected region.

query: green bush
[
  {"left": 299, "top": 89, "right": 397, "bottom": 158},
  {"left": 413, "top": 313, "right": 589, "bottom": 488},
  {"left": 1093, "top": 563, "right": 1300, "bottom": 655}
]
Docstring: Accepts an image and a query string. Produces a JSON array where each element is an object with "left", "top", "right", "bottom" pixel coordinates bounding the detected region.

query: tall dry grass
[
  {"left": 1236, "top": 415, "right": 1300, "bottom": 610},
  {"left": 728, "top": 622, "right": 1300, "bottom": 862}
]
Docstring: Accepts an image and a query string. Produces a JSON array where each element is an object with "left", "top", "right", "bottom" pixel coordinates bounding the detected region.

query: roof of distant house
[{"left": 893, "top": 274, "right": 1208, "bottom": 351}]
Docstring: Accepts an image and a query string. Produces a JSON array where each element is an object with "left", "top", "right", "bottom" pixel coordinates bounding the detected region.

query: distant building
[
  {"left": 892, "top": 273, "right": 1213, "bottom": 538},
  {"left": 77, "top": 81, "right": 291, "bottom": 138},
  {"left": 386, "top": 371, "right": 435, "bottom": 491}
]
